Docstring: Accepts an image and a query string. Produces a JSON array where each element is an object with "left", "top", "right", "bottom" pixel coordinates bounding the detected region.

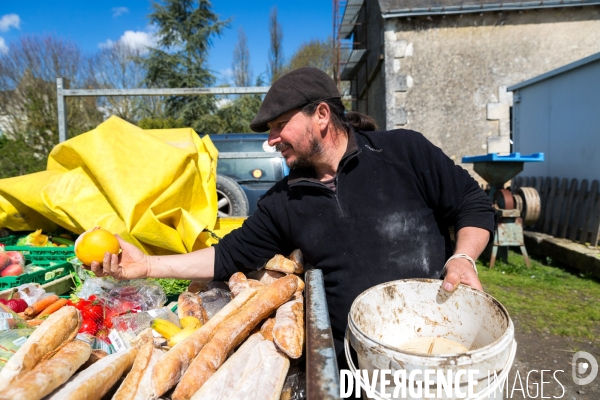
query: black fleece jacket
[{"left": 213, "top": 128, "right": 494, "bottom": 357}]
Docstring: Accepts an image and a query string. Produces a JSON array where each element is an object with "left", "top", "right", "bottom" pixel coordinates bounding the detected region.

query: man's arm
[
  {"left": 441, "top": 226, "right": 489, "bottom": 292},
  {"left": 88, "top": 235, "right": 215, "bottom": 280}
]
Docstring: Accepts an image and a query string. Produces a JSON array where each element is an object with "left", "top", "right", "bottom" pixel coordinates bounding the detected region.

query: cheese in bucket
[{"left": 344, "top": 279, "right": 516, "bottom": 399}]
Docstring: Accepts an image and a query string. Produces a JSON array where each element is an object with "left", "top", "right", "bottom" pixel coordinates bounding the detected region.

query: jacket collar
[{"left": 287, "top": 127, "right": 361, "bottom": 187}]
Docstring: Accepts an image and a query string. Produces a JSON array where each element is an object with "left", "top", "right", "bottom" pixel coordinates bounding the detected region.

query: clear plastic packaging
[
  {"left": 0, "top": 329, "right": 34, "bottom": 369},
  {"left": 112, "top": 307, "right": 180, "bottom": 343},
  {"left": 15, "top": 283, "right": 48, "bottom": 306},
  {"left": 3, "top": 251, "right": 25, "bottom": 268},
  {"left": 76, "top": 277, "right": 167, "bottom": 313},
  {"left": 199, "top": 288, "right": 232, "bottom": 318},
  {"left": 281, "top": 366, "right": 306, "bottom": 400}
]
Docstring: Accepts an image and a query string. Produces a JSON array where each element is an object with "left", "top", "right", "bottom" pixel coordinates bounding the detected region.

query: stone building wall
[{"left": 381, "top": 6, "right": 600, "bottom": 178}]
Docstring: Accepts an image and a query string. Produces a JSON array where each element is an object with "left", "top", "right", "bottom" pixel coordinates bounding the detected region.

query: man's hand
[
  {"left": 442, "top": 257, "right": 483, "bottom": 292},
  {"left": 86, "top": 235, "right": 150, "bottom": 280}
]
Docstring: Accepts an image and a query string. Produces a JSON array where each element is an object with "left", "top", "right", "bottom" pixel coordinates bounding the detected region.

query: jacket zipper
[{"left": 333, "top": 176, "right": 344, "bottom": 217}]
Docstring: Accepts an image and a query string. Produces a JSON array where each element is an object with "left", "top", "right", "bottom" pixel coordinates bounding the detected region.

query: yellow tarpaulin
[{"left": 0, "top": 116, "right": 220, "bottom": 254}]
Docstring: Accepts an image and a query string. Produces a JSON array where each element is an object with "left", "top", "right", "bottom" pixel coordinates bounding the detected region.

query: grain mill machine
[{"left": 462, "top": 153, "right": 545, "bottom": 268}]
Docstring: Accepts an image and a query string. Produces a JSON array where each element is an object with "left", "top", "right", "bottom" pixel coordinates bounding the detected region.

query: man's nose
[{"left": 267, "top": 130, "right": 280, "bottom": 147}]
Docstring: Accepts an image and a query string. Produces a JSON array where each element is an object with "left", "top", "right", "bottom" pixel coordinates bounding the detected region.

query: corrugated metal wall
[{"left": 512, "top": 57, "right": 600, "bottom": 182}]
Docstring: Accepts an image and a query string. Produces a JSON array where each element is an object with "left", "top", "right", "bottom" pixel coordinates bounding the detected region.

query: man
[{"left": 91, "top": 67, "right": 494, "bottom": 363}]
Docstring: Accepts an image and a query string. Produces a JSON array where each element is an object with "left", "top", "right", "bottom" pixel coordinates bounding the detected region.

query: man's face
[{"left": 267, "top": 109, "right": 324, "bottom": 169}]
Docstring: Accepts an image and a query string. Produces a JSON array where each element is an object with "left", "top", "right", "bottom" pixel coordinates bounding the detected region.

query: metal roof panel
[
  {"left": 378, "top": 0, "right": 600, "bottom": 17},
  {"left": 508, "top": 51, "right": 600, "bottom": 91}
]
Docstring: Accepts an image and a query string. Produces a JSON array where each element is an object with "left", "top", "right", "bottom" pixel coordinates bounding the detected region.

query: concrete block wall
[{"left": 380, "top": 7, "right": 600, "bottom": 179}]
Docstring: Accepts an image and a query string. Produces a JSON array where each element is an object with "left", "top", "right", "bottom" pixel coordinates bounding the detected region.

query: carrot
[
  {"left": 16, "top": 312, "right": 30, "bottom": 320},
  {"left": 24, "top": 294, "right": 59, "bottom": 318},
  {"left": 26, "top": 319, "right": 46, "bottom": 327},
  {"left": 35, "top": 298, "right": 67, "bottom": 318}
]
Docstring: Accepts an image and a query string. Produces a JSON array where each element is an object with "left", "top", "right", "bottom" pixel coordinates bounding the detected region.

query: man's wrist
[
  {"left": 442, "top": 254, "right": 478, "bottom": 276},
  {"left": 144, "top": 255, "right": 154, "bottom": 278}
]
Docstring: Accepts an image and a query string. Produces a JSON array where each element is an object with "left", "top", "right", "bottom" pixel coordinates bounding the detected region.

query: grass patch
[{"left": 478, "top": 250, "right": 600, "bottom": 344}]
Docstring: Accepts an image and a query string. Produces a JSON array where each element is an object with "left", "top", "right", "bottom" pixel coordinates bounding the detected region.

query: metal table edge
[{"left": 305, "top": 269, "right": 340, "bottom": 399}]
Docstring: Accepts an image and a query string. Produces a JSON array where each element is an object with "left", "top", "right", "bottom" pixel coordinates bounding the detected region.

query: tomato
[
  {"left": 79, "top": 319, "right": 99, "bottom": 336},
  {"left": 96, "top": 329, "right": 110, "bottom": 344},
  {"left": 75, "top": 299, "right": 90, "bottom": 311},
  {"left": 82, "top": 304, "right": 104, "bottom": 322},
  {"left": 102, "top": 317, "right": 113, "bottom": 329}
]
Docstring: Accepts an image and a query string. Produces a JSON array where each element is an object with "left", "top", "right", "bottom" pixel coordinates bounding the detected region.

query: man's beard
[{"left": 277, "top": 137, "right": 324, "bottom": 169}]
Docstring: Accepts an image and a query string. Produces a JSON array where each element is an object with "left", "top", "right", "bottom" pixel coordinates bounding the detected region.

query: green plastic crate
[
  {"left": 0, "top": 236, "right": 18, "bottom": 246},
  {"left": 3, "top": 246, "right": 75, "bottom": 263},
  {"left": 0, "top": 261, "right": 74, "bottom": 289}
]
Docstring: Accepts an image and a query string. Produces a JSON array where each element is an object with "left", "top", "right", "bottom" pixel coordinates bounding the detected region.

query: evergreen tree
[{"left": 144, "top": 0, "right": 229, "bottom": 131}]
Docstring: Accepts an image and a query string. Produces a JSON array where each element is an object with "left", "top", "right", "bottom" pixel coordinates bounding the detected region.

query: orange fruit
[{"left": 75, "top": 228, "right": 120, "bottom": 265}]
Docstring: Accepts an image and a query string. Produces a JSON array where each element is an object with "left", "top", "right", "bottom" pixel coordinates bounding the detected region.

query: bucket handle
[{"left": 344, "top": 328, "right": 517, "bottom": 400}]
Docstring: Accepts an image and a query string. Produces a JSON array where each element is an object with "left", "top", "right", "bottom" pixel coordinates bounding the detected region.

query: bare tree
[
  {"left": 267, "top": 7, "right": 284, "bottom": 83},
  {"left": 88, "top": 41, "right": 162, "bottom": 122},
  {"left": 232, "top": 27, "right": 252, "bottom": 87},
  {"left": 283, "top": 38, "right": 335, "bottom": 75},
  {"left": 0, "top": 35, "right": 103, "bottom": 163}
]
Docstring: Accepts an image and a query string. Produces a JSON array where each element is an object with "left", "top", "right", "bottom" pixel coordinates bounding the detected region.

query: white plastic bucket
[{"left": 345, "top": 279, "right": 516, "bottom": 399}]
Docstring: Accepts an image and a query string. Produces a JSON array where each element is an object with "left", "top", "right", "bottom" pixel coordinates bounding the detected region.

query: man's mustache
[{"left": 276, "top": 143, "right": 291, "bottom": 152}]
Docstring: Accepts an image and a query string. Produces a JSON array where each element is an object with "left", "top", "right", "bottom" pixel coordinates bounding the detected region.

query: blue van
[{"left": 207, "top": 134, "right": 289, "bottom": 216}]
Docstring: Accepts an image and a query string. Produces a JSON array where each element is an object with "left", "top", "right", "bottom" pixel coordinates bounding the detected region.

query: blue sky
[{"left": 0, "top": 0, "right": 333, "bottom": 85}]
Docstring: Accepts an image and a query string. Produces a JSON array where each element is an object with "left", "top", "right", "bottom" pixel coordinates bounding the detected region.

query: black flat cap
[{"left": 250, "top": 67, "right": 341, "bottom": 132}]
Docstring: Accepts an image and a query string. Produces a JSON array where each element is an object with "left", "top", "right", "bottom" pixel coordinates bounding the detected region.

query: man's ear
[{"left": 316, "top": 102, "right": 330, "bottom": 131}]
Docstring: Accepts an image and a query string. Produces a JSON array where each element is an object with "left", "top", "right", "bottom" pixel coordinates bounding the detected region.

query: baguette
[
  {"left": 273, "top": 293, "right": 304, "bottom": 359},
  {"left": 225, "top": 339, "right": 290, "bottom": 400},
  {"left": 260, "top": 318, "right": 276, "bottom": 342},
  {"left": 228, "top": 272, "right": 249, "bottom": 297},
  {"left": 189, "top": 333, "right": 265, "bottom": 399},
  {"left": 0, "top": 305, "right": 81, "bottom": 391},
  {"left": 177, "top": 292, "right": 209, "bottom": 324},
  {"left": 247, "top": 269, "right": 286, "bottom": 285},
  {"left": 46, "top": 347, "right": 137, "bottom": 400},
  {"left": 131, "top": 348, "right": 164, "bottom": 400},
  {"left": 295, "top": 275, "right": 305, "bottom": 293},
  {"left": 151, "top": 287, "right": 260, "bottom": 397},
  {"left": 265, "top": 254, "right": 297, "bottom": 274},
  {"left": 0, "top": 340, "right": 91, "bottom": 400},
  {"left": 172, "top": 274, "right": 298, "bottom": 400},
  {"left": 289, "top": 249, "right": 305, "bottom": 273},
  {"left": 247, "top": 279, "right": 264, "bottom": 288},
  {"left": 78, "top": 350, "right": 108, "bottom": 372},
  {"left": 187, "top": 280, "right": 208, "bottom": 294},
  {"left": 113, "top": 330, "right": 160, "bottom": 400}
]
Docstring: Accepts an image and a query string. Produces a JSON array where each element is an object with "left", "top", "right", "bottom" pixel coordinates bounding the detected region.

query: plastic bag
[
  {"left": 281, "top": 366, "right": 307, "bottom": 400},
  {"left": 111, "top": 307, "right": 179, "bottom": 347},
  {"left": 76, "top": 277, "right": 167, "bottom": 313},
  {"left": 15, "top": 283, "right": 48, "bottom": 306},
  {"left": 68, "top": 256, "right": 95, "bottom": 282},
  {"left": 2, "top": 250, "right": 25, "bottom": 268},
  {"left": 199, "top": 288, "right": 231, "bottom": 318},
  {"left": 0, "top": 329, "right": 34, "bottom": 369}
]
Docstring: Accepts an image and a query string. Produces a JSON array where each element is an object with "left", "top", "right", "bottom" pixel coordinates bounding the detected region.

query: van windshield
[{"left": 217, "top": 157, "right": 283, "bottom": 182}]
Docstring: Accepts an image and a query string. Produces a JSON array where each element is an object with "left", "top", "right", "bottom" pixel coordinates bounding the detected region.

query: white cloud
[
  {"left": 0, "top": 37, "right": 8, "bottom": 54},
  {"left": 112, "top": 7, "right": 129, "bottom": 18},
  {"left": 120, "top": 30, "right": 156, "bottom": 49},
  {"left": 0, "top": 14, "right": 20, "bottom": 32},
  {"left": 98, "top": 39, "right": 115, "bottom": 49},
  {"left": 99, "top": 30, "right": 157, "bottom": 52},
  {"left": 220, "top": 68, "right": 233, "bottom": 79}
]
